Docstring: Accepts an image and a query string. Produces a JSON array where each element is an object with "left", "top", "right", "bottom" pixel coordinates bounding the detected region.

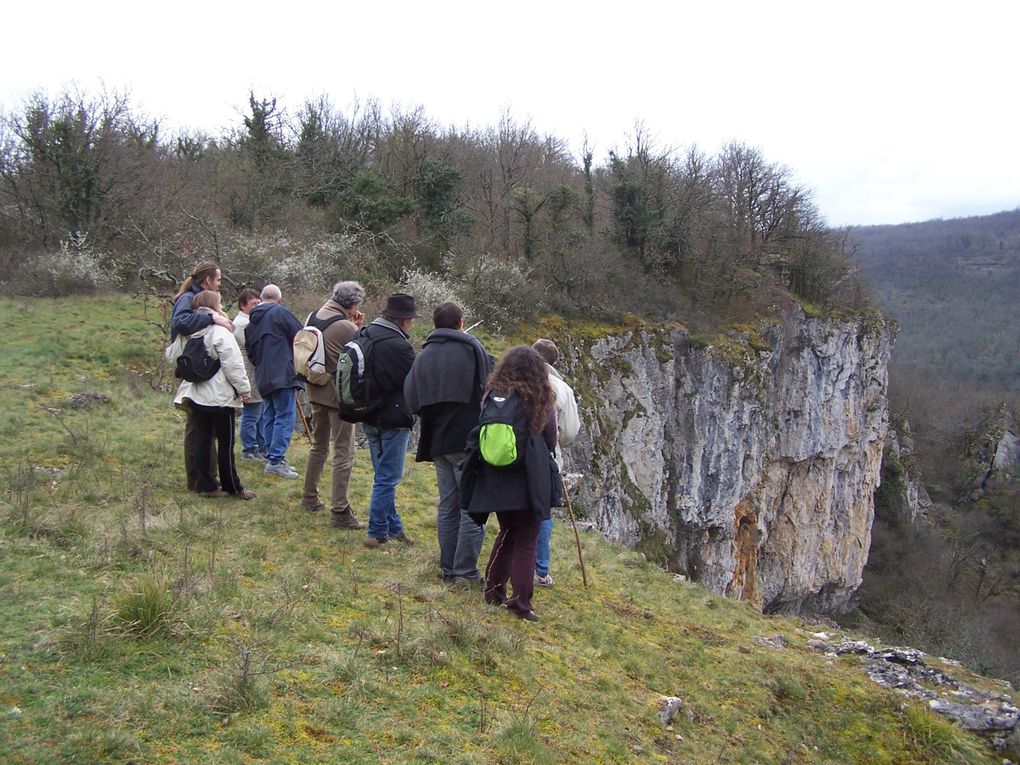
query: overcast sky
[{"left": 3, "top": 0, "right": 1017, "bottom": 227}]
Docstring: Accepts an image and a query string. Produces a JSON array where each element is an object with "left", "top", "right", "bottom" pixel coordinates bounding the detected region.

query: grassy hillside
[{"left": 0, "top": 296, "right": 999, "bottom": 764}]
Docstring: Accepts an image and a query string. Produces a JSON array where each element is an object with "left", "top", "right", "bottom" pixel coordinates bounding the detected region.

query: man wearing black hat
[{"left": 362, "top": 293, "right": 420, "bottom": 548}]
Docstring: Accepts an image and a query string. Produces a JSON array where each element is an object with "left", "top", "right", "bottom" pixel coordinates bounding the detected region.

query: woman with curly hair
[{"left": 463, "top": 345, "right": 557, "bottom": 622}]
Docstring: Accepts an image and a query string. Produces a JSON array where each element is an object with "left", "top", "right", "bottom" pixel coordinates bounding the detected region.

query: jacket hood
[
  {"left": 424, "top": 328, "right": 484, "bottom": 348},
  {"left": 248, "top": 302, "right": 273, "bottom": 325}
]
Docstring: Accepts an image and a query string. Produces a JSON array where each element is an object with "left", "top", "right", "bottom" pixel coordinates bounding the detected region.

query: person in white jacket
[
  {"left": 169, "top": 290, "right": 256, "bottom": 500},
  {"left": 531, "top": 339, "right": 580, "bottom": 586}
]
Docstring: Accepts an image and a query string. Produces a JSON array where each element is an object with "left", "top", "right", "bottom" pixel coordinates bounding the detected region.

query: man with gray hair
[
  {"left": 244, "top": 284, "right": 305, "bottom": 478},
  {"left": 302, "top": 281, "right": 366, "bottom": 529},
  {"left": 531, "top": 338, "right": 581, "bottom": 587}
]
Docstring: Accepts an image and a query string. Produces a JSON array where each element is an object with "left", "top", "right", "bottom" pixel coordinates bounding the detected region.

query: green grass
[{"left": 0, "top": 295, "right": 1001, "bottom": 764}]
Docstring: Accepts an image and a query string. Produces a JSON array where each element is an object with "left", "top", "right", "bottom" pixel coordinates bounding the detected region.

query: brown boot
[{"left": 329, "top": 509, "right": 363, "bottom": 529}]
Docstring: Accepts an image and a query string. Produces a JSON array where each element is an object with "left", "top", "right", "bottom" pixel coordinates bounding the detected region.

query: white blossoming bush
[
  {"left": 458, "top": 257, "right": 534, "bottom": 332},
  {"left": 218, "top": 232, "right": 372, "bottom": 294},
  {"left": 400, "top": 268, "right": 464, "bottom": 320},
  {"left": 8, "top": 231, "right": 105, "bottom": 296}
]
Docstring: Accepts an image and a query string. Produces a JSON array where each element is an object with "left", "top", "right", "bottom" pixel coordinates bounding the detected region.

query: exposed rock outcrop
[
  {"left": 881, "top": 422, "right": 933, "bottom": 522},
  {"left": 560, "top": 307, "right": 892, "bottom": 615},
  {"left": 967, "top": 404, "right": 1020, "bottom": 500},
  {"left": 808, "top": 637, "right": 1018, "bottom": 756}
]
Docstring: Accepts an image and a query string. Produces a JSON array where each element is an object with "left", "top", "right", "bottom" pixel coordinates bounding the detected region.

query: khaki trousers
[{"left": 303, "top": 402, "right": 356, "bottom": 512}]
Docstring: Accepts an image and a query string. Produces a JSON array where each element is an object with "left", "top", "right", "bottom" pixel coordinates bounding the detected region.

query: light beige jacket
[
  {"left": 548, "top": 364, "right": 580, "bottom": 467},
  {"left": 169, "top": 310, "right": 251, "bottom": 409}
]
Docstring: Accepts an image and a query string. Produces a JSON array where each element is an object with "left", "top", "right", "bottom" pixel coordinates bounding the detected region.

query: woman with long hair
[
  {"left": 171, "top": 261, "right": 230, "bottom": 339},
  {"left": 171, "top": 261, "right": 233, "bottom": 490},
  {"left": 463, "top": 345, "right": 557, "bottom": 621},
  {"left": 168, "top": 290, "right": 256, "bottom": 500}
]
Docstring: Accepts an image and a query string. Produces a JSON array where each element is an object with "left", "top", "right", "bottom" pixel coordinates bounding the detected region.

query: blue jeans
[
  {"left": 239, "top": 401, "right": 268, "bottom": 455},
  {"left": 363, "top": 424, "right": 408, "bottom": 541},
  {"left": 262, "top": 387, "right": 296, "bottom": 465},
  {"left": 536, "top": 518, "right": 553, "bottom": 576}
]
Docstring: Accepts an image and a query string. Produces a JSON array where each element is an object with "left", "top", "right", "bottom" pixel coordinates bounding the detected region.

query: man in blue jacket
[{"left": 244, "top": 284, "right": 305, "bottom": 479}]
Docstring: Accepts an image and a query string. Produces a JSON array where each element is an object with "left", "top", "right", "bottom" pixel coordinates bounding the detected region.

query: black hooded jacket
[{"left": 403, "top": 328, "right": 492, "bottom": 460}]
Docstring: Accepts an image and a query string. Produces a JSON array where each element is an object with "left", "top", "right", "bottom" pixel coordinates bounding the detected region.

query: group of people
[{"left": 168, "top": 261, "right": 580, "bottom": 622}]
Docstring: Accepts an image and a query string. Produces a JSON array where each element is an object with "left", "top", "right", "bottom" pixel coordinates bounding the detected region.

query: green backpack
[{"left": 478, "top": 391, "right": 529, "bottom": 469}]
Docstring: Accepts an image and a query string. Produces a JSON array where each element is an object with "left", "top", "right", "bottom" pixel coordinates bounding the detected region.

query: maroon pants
[{"left": 484, "top": 510, "right": 541, "bottom": 617}]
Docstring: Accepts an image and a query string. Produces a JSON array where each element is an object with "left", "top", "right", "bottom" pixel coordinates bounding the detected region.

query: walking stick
[
  {"left": 297, "top": 395, "right": 312, "bottom": 442},
  {"left": 560, "top": 472, "right": 589, "bottom": 588}
]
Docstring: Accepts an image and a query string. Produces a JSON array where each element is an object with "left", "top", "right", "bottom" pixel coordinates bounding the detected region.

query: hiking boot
[
  {"left": 329, "top": 510, "right": 363, "bottom": 529},
  {"left": 265, "top": 461, "right": 299, "bottom": 479},
  {"left": 363, "top": 536, "right": 388, "bottom": 548},
  {"left": 302, "top": 500, "right": 325, "bottom": 512},
  {"left": 518, "top": 610, "right": 540, "bottom": 622},
  {"left": 234, "top": 489, "right": 257, "bottom": 501},
  {"left": 448, "top": 575, "right": 484, "bottom": 590},
  {"left": 534, "top": 573, "right": 555, "bottom": 588},
  {"left": 241, "top": 450, "right": 267, "bottom": 462},
  {"left": 387, "top": 532, "right": 414, "bottom": 545}
]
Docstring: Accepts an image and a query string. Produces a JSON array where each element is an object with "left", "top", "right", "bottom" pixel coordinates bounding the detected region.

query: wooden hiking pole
[
  {"left": 560, "top": 473, "right": 589, "bottom": 588},
  {"left": 297, "top": 395, "right": 312, "bottom": 442}
]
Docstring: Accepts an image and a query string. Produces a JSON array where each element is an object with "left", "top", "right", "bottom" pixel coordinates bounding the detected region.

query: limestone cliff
[
  {"left": 559, "top": 307, "right": 892, "bottom": 615},
  {"left": 966, "top": 404, "right": 1020, "bottom": 500}
]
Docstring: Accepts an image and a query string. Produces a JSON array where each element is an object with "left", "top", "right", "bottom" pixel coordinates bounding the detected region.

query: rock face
[
  {"left": 968, "top": 405, "right": 1020, "bottom": 500},
  {"left": 560, "top": 307, "right": 892, "bottom": 615},
  {"left": 883, "top": 424, "right": 933, "bottom": 522}
]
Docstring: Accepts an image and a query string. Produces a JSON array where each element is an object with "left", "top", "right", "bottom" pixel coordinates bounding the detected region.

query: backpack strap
[{"left": 306, "top": 311, "right": 348, "bottom": 332}]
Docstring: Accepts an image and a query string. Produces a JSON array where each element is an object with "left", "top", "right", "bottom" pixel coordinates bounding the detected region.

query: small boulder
[{"left": 658, "top": 696, "right": 684, "bottom": 726}]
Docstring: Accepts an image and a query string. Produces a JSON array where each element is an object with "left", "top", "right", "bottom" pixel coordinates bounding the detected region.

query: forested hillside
[
  {"left": 0, "top": 89, "right": 862, "bottom": 326},
  {"left": 847, "top": 211, "right": 1020, "bottom": 688},
  {"left": 850, "top": 210, "right": 1020, "bottom": 393}
]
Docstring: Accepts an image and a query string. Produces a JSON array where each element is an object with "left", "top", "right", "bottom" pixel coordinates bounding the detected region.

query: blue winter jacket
[
  {"left": 244, "top": 302, "right": 305, "bottom": 396},
  {"left": 170, "top": 283, "right": 214, "bottom": 340}
]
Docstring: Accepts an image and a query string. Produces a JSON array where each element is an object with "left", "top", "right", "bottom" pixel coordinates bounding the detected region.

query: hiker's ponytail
[{"left": 174, "top": 261, "right": 221, "bottom": 301}]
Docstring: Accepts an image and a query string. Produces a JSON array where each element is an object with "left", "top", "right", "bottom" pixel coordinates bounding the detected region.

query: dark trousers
[
  {"left": 184, "top": 408, "right": 218, "bottom": 491},
  {"left": 187, "top": 404, "right": 244, "bottom": 494},
  {"left": 484, "top": 510, "right": 541, "bottom": 617}
]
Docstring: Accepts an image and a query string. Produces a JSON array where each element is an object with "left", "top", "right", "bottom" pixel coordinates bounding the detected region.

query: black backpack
[
  {"left": 477, "top": 391, "right": 530, "bottom": 469},
  {"left": 175, "top": 335, "right": 221, "bottom": 383},
  {"left": 335, "top": 327, "right": 389, "bottom": 423}
]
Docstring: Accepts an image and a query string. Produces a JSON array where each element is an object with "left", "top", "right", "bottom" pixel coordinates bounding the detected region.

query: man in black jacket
[
  {"left": 404, "top": 302, "right": 492, "bottom": 583},
  {"left": 362, "top": 293, "right": 419, "bottom": 547}
]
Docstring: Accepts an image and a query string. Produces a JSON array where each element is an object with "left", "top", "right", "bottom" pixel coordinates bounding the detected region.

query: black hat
[{"left": 383, "top": 292, "right": 421, "bottom": 319}]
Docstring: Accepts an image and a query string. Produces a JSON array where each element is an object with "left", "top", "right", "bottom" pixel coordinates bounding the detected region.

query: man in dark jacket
[
  {"left": 244, "top": 284, "right": 305, "bottom": 479},
  {"left": 362, "top": 293, "right": 419, "bottom": 547},
  {"left": 404, "top": 301, "right": 491, "bottom": 583},
  {"left": 302, "top": 280, "right": 365, "bottom": 529}
]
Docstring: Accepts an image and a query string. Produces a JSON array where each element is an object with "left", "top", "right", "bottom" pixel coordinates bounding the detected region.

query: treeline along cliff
[{"left": 558, "top": 307, "right": 892, "bottom": 616}]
